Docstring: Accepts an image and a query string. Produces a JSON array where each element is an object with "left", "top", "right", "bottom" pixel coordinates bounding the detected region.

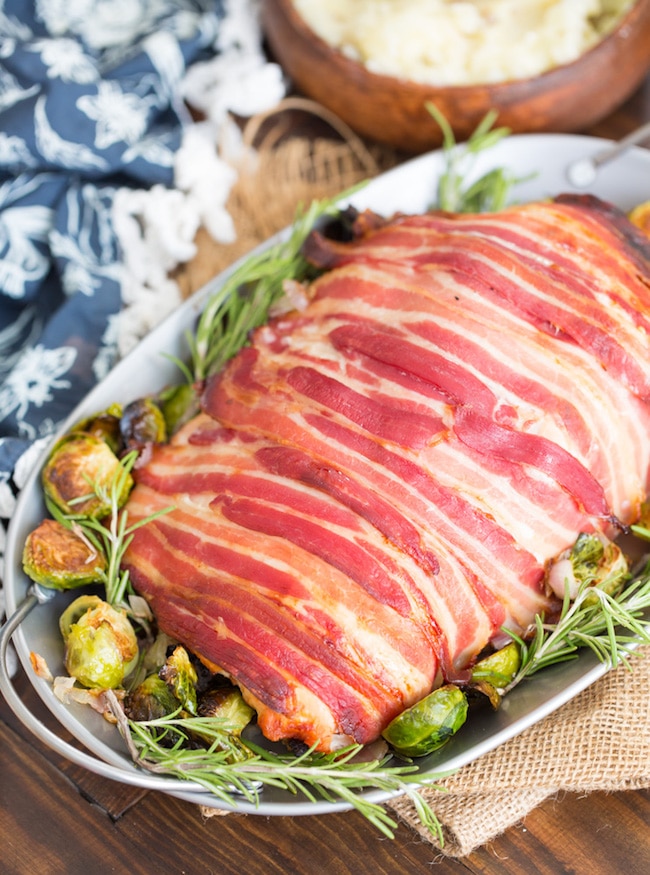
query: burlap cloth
[
  {"left": 184, "top": 102, "right": 650, "bottom": 857},
  {"left": 387, "top": 645, "right": 650, "bottom": 855}
]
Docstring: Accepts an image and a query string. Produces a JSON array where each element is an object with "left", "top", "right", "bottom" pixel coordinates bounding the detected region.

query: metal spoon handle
[
  {"left": 0, "top": 586, "right": 211, "bottom": 795},
  {"left": 591, "top": 120, "right": 650, "bottom": 168},
  {"left": 567, "top": 121, "right": 650, "bottom": 187}
]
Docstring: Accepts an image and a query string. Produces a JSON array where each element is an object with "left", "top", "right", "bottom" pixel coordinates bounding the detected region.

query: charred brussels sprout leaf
[
  {"left": 471, "top": 642, "right": 521, "bottom": 689},
  {"left": 60, "top": 595, "right": 139, "bottom": 689},
  {"left": 159, "top": 646, "right": 198, "bottom": 715},
  {"left": 125, "top": 674, "right": 180, "bottom": 722},
  {"left": 73, "top": 404, "right": 124, "bottom": 454},
  {"left": 120, "top": 398, "right": 167, "bottom": 451},
  {"left": 42, "top": 433, "right": 132, "bottom": 517},
  {"left": 197, "top": 686, "right": 255, "bottom": 735},
  {"left": 382, "top": 684, "right": 468, "bottom": 758},
  {"left": 22, "top": 518, "right": 106, "bottom": 590}
]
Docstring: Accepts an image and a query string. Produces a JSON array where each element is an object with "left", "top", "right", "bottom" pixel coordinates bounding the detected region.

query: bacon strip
[{"left": 123, "top": 196, "right": 650, "bottom": 752}]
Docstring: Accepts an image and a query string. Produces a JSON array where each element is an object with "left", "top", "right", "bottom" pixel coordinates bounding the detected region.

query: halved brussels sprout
[
  {"left": 382, "top": 684, "right": 468, "bottom": 758},
  {"left": 22, "top": 518, "right": 106, "bottom": 590},
  {"left": 469, "top": 641, "right": 522, "bottom": 708},
  {"left": 124, "top": 674, "right": 180, "bottom": 722},
  {"left": 120, "top": 398, "right": 167, "bottom": 451},
  {"left": 471, "top": 642, "right": 521, "bottom": 690},
  {"left": 42, "top": 433, "right": 132, "bottom": 517},
  {"left": 546, "top": 532, "right": 629, "bottom": 602},
  {"left": 60, "top": 595, "right": 139, "bottom": 689},
  {"left": 159, "top": 646, "right": 198, "bottom": 716},
  {"left": 73, "top": 403, "right": 124, "bottom": 454},
  {"left": 198, "top": 687, "right": 255, "bottom": 735}
]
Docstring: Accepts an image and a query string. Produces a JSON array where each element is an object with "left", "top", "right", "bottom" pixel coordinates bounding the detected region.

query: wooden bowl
[{"left": 261, "top": 0, "right": 650, "bottom": 153}]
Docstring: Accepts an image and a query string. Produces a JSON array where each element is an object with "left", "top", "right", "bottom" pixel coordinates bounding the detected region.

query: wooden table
[{"left": 2, "top": 78, "right": 650, "bottom": 875}]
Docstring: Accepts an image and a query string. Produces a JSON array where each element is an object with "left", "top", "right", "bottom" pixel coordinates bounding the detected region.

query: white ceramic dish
[{"left": 3, "top": 133, "right": 650, "bottom": 816}]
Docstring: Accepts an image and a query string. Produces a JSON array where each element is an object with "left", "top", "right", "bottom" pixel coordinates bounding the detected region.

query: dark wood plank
[
  {"left": 112, "top": 792, "right": 473, "bottom": 875},
  {"left": 467, "top": 789, "right": 650, "bottom": 875},
  {"left": 0, "top": 720, "right": 158, "bottom": 875},
  {"left": 0, "top": 664, "right": 148, "bottom": 819}
]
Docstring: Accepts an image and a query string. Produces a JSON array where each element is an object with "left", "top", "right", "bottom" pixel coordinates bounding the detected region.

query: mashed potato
[{"left": 292, "top": 0, "right": 634, "bottom": 85}]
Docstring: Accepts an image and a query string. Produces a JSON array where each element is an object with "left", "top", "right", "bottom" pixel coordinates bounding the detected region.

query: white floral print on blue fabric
[
  {"left": 0, "top": 0, "right": 228, "bottom": 515},
  {"left": 0, "top": 344, "right": 77, "bottom": 432},
  {"left": 78, "top": 81, "right": 156, "bottom": 150},
  {"left": 0, "top": 1, "right": 289, "bottom": 641},
  {"left": 30, "top": 38, "right": 99, "bottom": 83}
]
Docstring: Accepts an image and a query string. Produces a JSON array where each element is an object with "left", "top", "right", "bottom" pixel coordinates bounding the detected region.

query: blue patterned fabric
[{"left": 0, "top": 0, "right": 226, "bottom": 498}]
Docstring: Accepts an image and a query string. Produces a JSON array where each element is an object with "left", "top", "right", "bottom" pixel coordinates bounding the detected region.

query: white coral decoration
[
  {"left": 174, "top": 122, "right": 238, "bottom": 245},
  {"left": 181, "top": 0, "right": 285, "bottom": 124},
  {"left": 112, "top": 0, "right": 287, "bottom": 358},
  {"left": 111, "top": 185, "right": 197, "bottom": 357},
  {"left": 181, "top": 51, "right": 286, "bottom": 126}
]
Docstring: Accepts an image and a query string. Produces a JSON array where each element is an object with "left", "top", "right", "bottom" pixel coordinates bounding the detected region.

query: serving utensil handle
[
  {"left": 0, "top": 586, "right": 206, "bottom": 794},
  {"left": 567, "top": 121, "right": 650, "bottom": 187}
]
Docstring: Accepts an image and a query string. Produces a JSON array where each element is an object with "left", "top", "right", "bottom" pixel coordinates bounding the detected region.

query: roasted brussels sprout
[
  {"left": 158, "top": 383, "right": 199, "bottom": 435},
  {"left": 382, "top": 684, "right": 468, "bottom": 758},
  {"left": 198, "top": 686, "right": 255, "bottom": 735},
  {"left": 22, "top": 518, "right": 106, "bottom": 590},
  {"left": 546, "top": 532, "right": 629, "bottom": 601},
  {"left": 120, "top": 397, "right": 167, "bottom": 451},
  {"left": 73, "top": 403, "right": 124, "bottom": 454},
  {"left": 60, "top": 595, "right": 139, "bottom": 689},
  {"left": 124, "top": 673, "right": 180, "bottom": 722},
  {"left": 469, "top": 641, "right": 521, "bottom": 708},
  {"left": 42, "top": 433, "right": 132, "bottom": 517},
  {"left": 159, "top": 646, "right": 198, "bottom": 715},
  {"left": 471, "top": 642, "right": 521, "bottom": 690}
]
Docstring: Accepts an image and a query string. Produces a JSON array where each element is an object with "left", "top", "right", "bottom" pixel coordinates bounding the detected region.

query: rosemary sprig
[
  {"left": 47, "top": 451, "right": 174, "bottom": 610},
  {"left": 106, "top": 690, "right": 447, "bottom": 841},
  {"left": 188, "top": 188, "right": 363, "bottom": 383},
  {"left": 188, "top": 108, "right": 527, "bottom": 385},
  {"left": 504, "top": 561, "right": 650, "bottom": 693},
  {"left": 101, "top": 552, "right": 650, "bottom": 841},
  {"left": 427, "top": 102, "right": 527, "bottom": 213}
]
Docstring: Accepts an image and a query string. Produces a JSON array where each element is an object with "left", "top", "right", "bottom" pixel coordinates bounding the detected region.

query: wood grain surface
[{"left": 2, "top": 74, "right": 650, "bottom": 875}]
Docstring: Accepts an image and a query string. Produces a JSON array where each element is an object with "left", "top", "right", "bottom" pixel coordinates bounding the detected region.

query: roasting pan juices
[{"left": 2, "top": 132, "right": 650, "bottom": 839}]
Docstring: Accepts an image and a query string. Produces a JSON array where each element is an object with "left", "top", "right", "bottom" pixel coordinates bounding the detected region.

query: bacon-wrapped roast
[{"left": 123, "top": 195, "right": 650, "bottom": 752}]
